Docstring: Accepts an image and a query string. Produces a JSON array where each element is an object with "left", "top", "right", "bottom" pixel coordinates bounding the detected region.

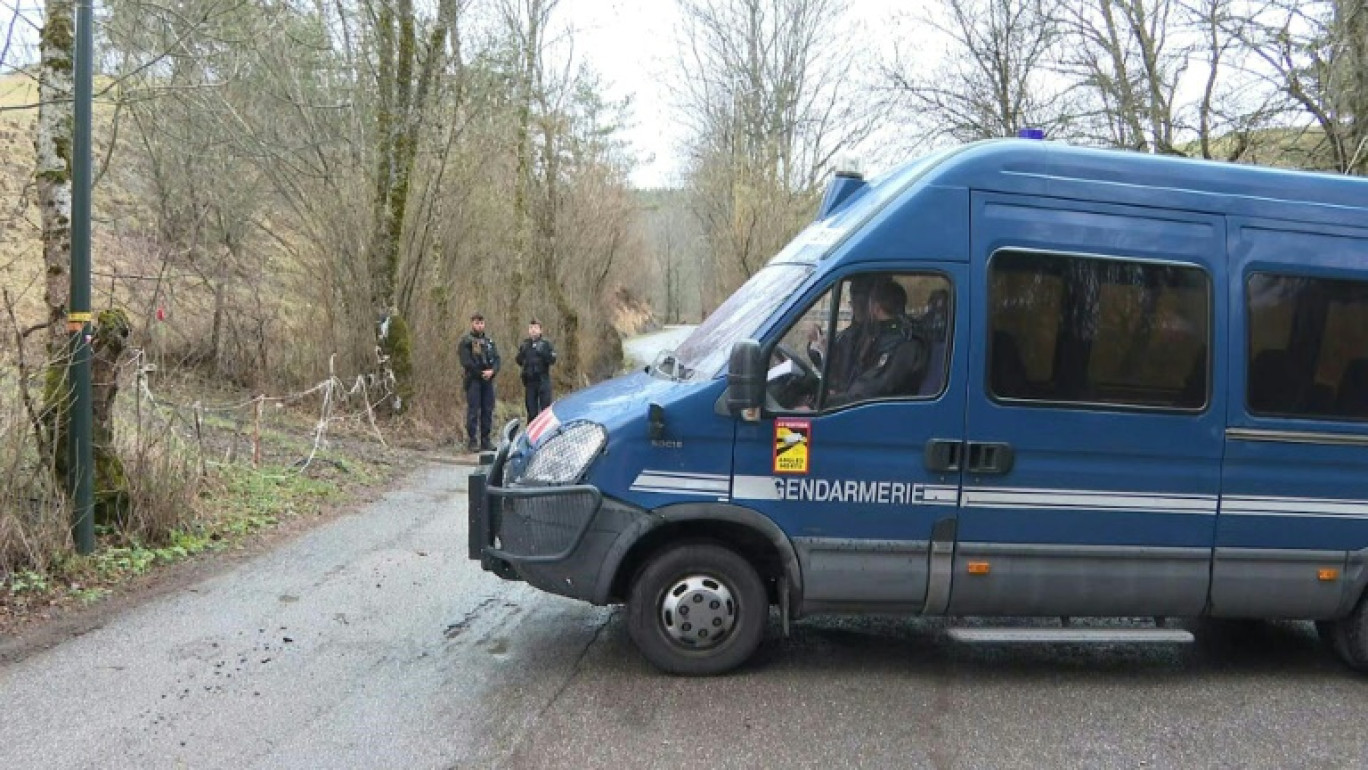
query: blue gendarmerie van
[{"left": 468, "top": 138, "right": 1368, "bottom": 675}]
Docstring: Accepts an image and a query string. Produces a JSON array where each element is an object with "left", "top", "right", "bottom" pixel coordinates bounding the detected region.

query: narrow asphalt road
[
  {"left": 3, "top": 462, "right": 1368, "bottom": 768},
  {"left": 621, "top": 325, "right": 696, "bottom": 370}
]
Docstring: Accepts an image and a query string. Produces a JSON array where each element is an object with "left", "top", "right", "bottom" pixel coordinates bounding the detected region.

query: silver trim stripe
[
  {"left": 630, "top": 471, "right": 730, "bottom": 498},
  {"left": 630, "top": 471, "right": 1368, "bottom": 522},
  {"left": 1226, "top": 427, "right": 1368, "bottom": 448},
  {"left": 1221, "top": 494, "right": 1368, "bottom": 519},
  {"left": 921, "top": 485, "right": 960, "bottom": 505},
  {"left": 962, "top": 486, "right": 1218, "bottom": 515},
  {"left": 733, "top": 475, "right": 782, "bottom": 501}
]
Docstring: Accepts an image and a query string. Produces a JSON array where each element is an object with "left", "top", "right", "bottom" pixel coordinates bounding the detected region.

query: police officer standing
[
  {"left": 516, "top": 319, "right": 557, "bottom": 421},
  {"left": 459, "top": 313, "right": 501, "bottom": 451}
]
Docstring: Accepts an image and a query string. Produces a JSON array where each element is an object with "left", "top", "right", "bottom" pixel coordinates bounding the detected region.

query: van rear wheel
[
  {"left": 1321, "top": 593, "right": 1368, "bottom": 672},
  {"left": 627, "top": 543, "right": 767, "bottom": 676}
]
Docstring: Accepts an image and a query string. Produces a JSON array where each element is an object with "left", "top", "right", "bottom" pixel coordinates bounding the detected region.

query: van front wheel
[
  {"left": 1322, "top": 593, "right": 1368, "bottom": 672},
  {"left": 627, "top": 543, "right": 767, "bottom": 676}
]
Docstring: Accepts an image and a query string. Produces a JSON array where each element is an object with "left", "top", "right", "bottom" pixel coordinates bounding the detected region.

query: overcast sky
[
  {"left": 560, "top": 0, "right": 687, "bottom": 188},
  {"left": 564, "top": 0, "right": 905, "bottom": 189}
]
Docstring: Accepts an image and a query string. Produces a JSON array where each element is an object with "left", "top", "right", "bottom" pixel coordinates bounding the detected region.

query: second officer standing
[{"left": 515, "top": 318, "right": 557, "bottom": 421}]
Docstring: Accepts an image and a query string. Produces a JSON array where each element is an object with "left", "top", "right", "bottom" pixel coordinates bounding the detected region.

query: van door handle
[
  {"left": 924, "top": 439, "right": 963, "bottom": 472},
  {"left": 967, "top": 442, "right": 1014, "bottom": 475}
]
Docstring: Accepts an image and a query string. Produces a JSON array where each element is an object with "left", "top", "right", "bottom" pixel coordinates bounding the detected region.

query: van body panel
[
  {"left": 948, "top": 544, "right": 1210, "bottom": 616},
  {"left": 928, "top": 141, "right": 1368, "bottom": 229},
  {"left": 849, "top": 186, "right": 970, "bottom": 264},
  {"left": 950, "top": 192, "right": 1228, "bottom": 616},
  {"left": 573, "top": 375, "right": 738, "bottom": 511},
  {"left": 1209, "top": 548, "right": 1348, "bottom": 619},
  {"left": 1212, "top": 220, "right": 1368, "bottom": 616},
  {"left": 793, "top": 538, "right": 931, "bottom": 612}
]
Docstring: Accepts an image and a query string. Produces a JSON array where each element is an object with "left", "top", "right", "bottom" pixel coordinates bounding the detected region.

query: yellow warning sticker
[{"left": 773, "top": 418, "right": 811, "bottom": 475}]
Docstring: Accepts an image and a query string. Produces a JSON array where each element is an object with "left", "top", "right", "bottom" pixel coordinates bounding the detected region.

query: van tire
[
  {"left": 1315, "top": 620, "right": 1350, "bottom": 662},
  {"left": 627, "top": 543, "right": 767, "bottom": 676},
  {"left": 1322, "top": 593, "right": 1368, "bottom": 672}
]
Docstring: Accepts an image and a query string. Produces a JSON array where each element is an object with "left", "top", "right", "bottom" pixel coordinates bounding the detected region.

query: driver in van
[
  {"left": 827, "top": 279, "right": 929, "bottom": 406},
  {"left": 809, "top": 275, "right": 878, "bottom": 393}
]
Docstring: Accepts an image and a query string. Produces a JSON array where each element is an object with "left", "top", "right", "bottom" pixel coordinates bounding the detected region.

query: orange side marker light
[
  {"left": 1318, "top": 568, "right": 1340, "bottom": 582},
  {"left": 967, "top": 561, "right": 991, "bottom": 575}
]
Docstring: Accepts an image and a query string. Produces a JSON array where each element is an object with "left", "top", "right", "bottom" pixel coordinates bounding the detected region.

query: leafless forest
[{"left": 2, "top": 0, "right": 1366, "bottom": 578}]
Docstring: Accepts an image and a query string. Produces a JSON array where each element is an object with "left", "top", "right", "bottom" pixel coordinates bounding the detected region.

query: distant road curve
[{"left": 621, "top": 324, "right": 697, "bottom": 372}]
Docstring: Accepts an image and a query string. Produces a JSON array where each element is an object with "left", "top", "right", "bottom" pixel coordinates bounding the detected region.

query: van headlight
[{"left": 522, "top": 420, "right": 607, "bottom": 484}]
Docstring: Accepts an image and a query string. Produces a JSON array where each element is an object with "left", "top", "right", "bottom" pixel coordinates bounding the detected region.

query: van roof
[{"left": 916, "top": 139, "right": 1368, "bottom": 225}]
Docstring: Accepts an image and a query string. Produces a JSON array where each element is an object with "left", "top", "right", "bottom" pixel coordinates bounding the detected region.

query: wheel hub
[{"left": 659, "top": 575, "right": 737, "bottom": 649}]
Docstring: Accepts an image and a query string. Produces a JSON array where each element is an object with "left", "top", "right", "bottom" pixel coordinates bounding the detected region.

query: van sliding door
[
  {"left": 950, "top": 193, "right": 1226, "bottom": 617},
  {"left": 1215, "top": 221, "right": 1368, "bottom": 619}
]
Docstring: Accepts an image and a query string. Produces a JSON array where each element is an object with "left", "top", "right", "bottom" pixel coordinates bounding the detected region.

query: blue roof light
[{"left": 1018, "top": 128, "right": 1045, "bottom": 140}]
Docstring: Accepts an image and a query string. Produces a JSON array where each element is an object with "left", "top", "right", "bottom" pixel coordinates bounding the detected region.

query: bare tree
[
  {"left": 676, "top": 0, "right": 874, "bottom": 303},
  {"left": 366, "top": 0, "right": 453, "bottom": 412},
  {"left": 1227, "top": 0, "right": 1368, "bottom": 172},
  {"left": 883, "top": 0, "right": 1072, "bottom": 143},
  {"left": 1057, "top": 0, "right": 1192, "bottom": 153}
]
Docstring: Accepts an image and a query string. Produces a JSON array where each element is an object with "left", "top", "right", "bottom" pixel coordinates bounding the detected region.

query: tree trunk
[
  {"left": 37, "top": 0, "right": 75, "bottom": 483},
  {"left": 92, "top": 309, "right": 131, "bottom": 525},
  {"left": 507, "top": 1, "right": 541, "bottom": 329},
  {"left": 366, "top": 0, "right": 447, "bottom": 414}
]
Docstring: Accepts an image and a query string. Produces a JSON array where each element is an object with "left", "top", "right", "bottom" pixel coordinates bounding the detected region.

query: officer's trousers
[
  {"left": 465, "top": 378, "right": 495, "bottom": 446},
  {"left": 523, "top": 375, "right": 552, "bottom": 422}
]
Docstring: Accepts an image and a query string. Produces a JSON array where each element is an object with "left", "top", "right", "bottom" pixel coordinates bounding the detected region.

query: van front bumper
[{"left": 467, "top": 443, "right": 644, "bottom": 603}]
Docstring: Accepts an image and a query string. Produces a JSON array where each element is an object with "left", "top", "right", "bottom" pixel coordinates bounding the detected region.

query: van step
[{"left": 947, "top": 627, "right": 1194, "bottom": 644}]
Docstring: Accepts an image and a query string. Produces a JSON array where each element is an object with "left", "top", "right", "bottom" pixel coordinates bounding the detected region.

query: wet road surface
[{"left": 2, "top": 463, "right": 1366, "bottom": 769}]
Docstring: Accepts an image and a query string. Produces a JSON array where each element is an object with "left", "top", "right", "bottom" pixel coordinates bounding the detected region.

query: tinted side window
[
  {"left": 768, "top": 272, "right": 953, "bottom": 412},
  {"left": 988, "top": 250, "right": 1210, "bottom": 410},
  {"left": 1247, "top": 273, "right": 1368, "bottom": 420}
]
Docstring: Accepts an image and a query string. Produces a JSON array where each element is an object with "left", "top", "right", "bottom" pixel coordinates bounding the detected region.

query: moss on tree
[
  {"left": 380, "top": 312, "right": 415, "bottom": 413},
  {"left": 92, "top": 308, "right": 131, "bottom": 525}
]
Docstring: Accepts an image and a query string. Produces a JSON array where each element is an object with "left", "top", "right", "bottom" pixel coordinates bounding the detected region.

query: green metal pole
[{"left": 70, "top": 0, "right": 94, "bottom": 555}]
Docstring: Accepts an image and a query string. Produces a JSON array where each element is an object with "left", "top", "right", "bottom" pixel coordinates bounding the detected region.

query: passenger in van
[
  {"left": 827, "top": 280, "right": 929, "bottom": 406},
  {"left": 911, "top": 289, "right": 949, "bottom": 396}
]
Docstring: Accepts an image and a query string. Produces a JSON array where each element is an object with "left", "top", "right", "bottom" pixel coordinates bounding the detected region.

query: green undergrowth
[{"left": 1, "top": 448, "right": 401, "bottom": 629}]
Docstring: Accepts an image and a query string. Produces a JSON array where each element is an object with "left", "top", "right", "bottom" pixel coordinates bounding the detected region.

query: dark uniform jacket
[
  {"left": 827, "top": 318, "right": 928, "bottom": 406},
  {"left": 821, "top": 321, "right": 871, "bottom": 394},
  {"left": 459, "top": 331, "right": 501, "bottom": 383},
  {"left": 515, "top": 337, "right": 557, "bottom": 381}
]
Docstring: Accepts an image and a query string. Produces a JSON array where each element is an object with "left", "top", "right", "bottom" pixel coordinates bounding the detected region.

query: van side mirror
[{"left": 726, "top": 339, "right": 765, "bottom": 416}]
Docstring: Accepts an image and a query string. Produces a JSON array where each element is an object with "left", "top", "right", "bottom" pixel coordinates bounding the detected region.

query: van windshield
[{"left": 666, "top": 264, "right": 813, "bottom": 380}]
